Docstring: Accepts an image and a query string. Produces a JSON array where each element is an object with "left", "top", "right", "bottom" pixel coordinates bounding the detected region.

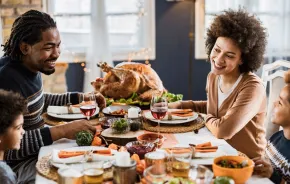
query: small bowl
[
  {"left": 99, "top": 117, "right": 112, "bottom": 129},
  {"left": 137, "top": 133, "right": 164, "bottom": 148},
  {"left": 212, "top": 156, "right": 254, "bottom": 183},
  {"left": 125, "top": 141, "right": 155, "bottom": 159},
  {"left": 107, "top": 118, "right": 131, "bottom": 134}
]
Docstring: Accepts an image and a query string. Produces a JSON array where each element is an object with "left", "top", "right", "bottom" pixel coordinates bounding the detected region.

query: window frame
[
  {"left": 195, "top": 0, "right": 290, "bottom": 59},
  {"left": 43, "top": 0, "right": 155, "bottom": 61}
]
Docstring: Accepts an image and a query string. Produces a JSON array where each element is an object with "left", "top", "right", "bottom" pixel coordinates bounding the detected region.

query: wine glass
[
  {"left": 79, "top": 92, "right": 97, "bottom": 120},
  {"left": 150, "top": 96, "right": 168, "bottom": 145}
]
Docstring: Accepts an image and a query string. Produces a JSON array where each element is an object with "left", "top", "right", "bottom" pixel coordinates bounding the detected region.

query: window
[
  {"left": 45, "top": 0, "right": 155, "bottom": 61},
  {"left": 195, "top": 0, "right": 290, "bottom": 59}
]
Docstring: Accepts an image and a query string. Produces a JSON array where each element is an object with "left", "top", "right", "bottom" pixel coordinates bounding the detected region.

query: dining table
[{"left": 35, "top": 125, "right": 274, "bottom": 184}]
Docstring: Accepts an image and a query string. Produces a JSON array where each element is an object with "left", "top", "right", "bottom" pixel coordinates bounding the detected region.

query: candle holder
[{"left": 124, "top": 114, "right": 143, "bottom": 131}]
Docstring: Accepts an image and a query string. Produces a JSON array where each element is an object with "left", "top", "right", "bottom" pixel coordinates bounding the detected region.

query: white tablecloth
[{"left": 36, "top": 127, "right": 273, "bottom": 184}]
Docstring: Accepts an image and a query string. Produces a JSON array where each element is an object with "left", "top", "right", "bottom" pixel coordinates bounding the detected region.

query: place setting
[{"left": 43, "top": 92, "right": 100, "bottom": 126}]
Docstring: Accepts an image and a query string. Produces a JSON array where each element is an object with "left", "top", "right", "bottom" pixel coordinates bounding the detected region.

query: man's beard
[{"left": 40, "top": 68, "right": 55, "bottom": 75}]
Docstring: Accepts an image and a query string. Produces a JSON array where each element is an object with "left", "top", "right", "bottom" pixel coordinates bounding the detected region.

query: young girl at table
[
  {"left": 253, "top": 70, "right": 290, "bottom": 184},
  {"left": 169, "top": 9, "right": 267, "bottom": 158},
  {"left": 0, "top": 89, "right": 26, "bottom": 184}
]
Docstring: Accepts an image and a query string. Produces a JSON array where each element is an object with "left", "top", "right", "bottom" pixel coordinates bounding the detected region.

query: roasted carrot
[
  {"left": 108, "top": 143, "right": 118, "bottom": 150},
  {"left": 93, "top": 149, "right": 111, "bottom": 155},
  {"left": 91, "top": 136, "right": 102, "bottom": 146},
  {"left": 195, "top": 149, "right": 217, "bottom": 153},
  {"left": 196, "top": 142, "right": 212, "bottom": 148},
  {"left": 194, "top": 146, "right": 218, "bottom": 150},
  {"left": 95, "top": 153, "right": 112, "bottom": 156},
  {"left": 165, "top": 148, "right": 192, "bottom": 154},
  {"left": 58, "top": 151, "right": 85, "bottom": 158},
  {"left": 131, "top": 154, "right": 140, "bottom": 164},
  {"left": 171, "top": 112, "right": 194, "bottom": 117},
  {"left": 170, "top": 109, "right": 193, "bottom": 114}
]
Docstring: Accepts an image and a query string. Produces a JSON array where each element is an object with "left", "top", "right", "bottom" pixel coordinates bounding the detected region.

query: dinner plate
[
  {"left": 102, "top": 105, "right": 141, "bottom": 117},
  {"left": 50, "top": 146, "right": 116, "bottom": 170},
  {"left": 47, "top": 107, "right": 99, "bottom": 120},
  {"left": 143, "top": 109, "right": 198, "bottom": 124}
]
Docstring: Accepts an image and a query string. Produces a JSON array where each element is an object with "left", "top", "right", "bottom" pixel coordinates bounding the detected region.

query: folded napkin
[
  {"left": 52, "top": 149, "right": 116, "bottom": 164},
  {"left": 47, "top": 106, "right": 81, "bottom": 114}
]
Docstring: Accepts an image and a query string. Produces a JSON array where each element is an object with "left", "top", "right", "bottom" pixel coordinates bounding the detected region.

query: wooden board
[{"left": 101, "top": 129, "right": 144, "bottom": 146}]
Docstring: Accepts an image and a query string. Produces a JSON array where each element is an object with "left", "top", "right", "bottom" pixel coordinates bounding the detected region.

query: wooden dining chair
[{"left": 261, "top": 60, "right": 290, "bottom": 140}]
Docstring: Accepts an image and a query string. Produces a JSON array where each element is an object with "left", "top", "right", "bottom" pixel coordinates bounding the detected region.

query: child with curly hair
[
  {"left": 169, "top": 9, "right": 268, "bottom": 158},
  {"left": 0, "top": 90, "right": 26, "bottom": 184},
  {"left": 253, "top": 70, "right": 290, "bottom": 184}
]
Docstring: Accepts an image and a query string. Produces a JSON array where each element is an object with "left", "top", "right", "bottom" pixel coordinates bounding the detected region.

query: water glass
[
  {"left": 143, "top": 164, "right": 168, "bottom": 184},
  {"left": 188, "top": 165, "right": 214, "bottom": 184},
  {"left": 170, "top": 148, "right": 193, "bottom": 178}
]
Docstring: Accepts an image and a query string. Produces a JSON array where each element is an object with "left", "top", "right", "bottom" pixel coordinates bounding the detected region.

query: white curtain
[{"left": 83, "top": 0, "right": 113, "bottom": 92}]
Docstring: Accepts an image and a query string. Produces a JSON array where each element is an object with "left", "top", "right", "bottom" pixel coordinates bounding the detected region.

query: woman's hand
[
  {"left": 252, "top": 157, "right": 273, "bottom": 178},
  {"left": 168, "top": 101, "right": 182, "bottom": 109}
]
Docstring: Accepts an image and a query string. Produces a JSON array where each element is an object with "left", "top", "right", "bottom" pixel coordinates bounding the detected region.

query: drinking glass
[
  {"left": 143, "top": 164, "right": 168, "bottom": 184},
  {"left": 79, "top": 92, "right": 97, "bottom": 120},
  {"left": 170, "top": 148, "right": 192, "bottom": 178},
  {"left": 150, "top": 96, "right": 168, "bottom": 143},
  {"left": 144, "top": 151, "right": 166, "bottom": 168},
  {"left": 188, "top": 165, "right": 214, "bottom": 184}
]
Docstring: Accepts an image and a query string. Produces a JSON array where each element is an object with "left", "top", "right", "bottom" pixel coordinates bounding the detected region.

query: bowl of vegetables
[
  {"left": 212, "top": 156, "right": 254, "bottom": 183},
  {"left": 109, "top": 118, "right": 130, "bottom": 134}
]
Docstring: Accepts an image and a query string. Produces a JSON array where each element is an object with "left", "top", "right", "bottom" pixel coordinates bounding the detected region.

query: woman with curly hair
[{"left": 169, "top": 9, "right": 267, "bottom": 158}]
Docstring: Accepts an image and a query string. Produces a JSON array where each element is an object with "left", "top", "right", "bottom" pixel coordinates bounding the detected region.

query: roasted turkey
[{"left": 91, "top": 62, "right": 165, "bottom": 101}]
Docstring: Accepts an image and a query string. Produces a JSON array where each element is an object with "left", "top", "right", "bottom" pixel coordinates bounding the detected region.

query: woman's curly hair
[
  {"left": 205, "top": 8, "right": 267, "bottom": 73},
  {"left": 0, "top": 90, "right": 27, "bottom": 134}
]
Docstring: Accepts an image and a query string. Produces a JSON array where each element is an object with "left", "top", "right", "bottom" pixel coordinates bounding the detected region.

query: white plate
[
  {"left": 50, "top": 146, "right": 116, "bottom": 170},
  {"left": 143, "top": 109, "right": 198, "bottom": 124},
  {"left": 102, "top": 105, "right": 141, "bottom": 117},
  {"left": 47, "top": 107, "right": 99, "bottom": 120},
  {"left": 191, "top": 145, "right": 238, "bottom": 165}
]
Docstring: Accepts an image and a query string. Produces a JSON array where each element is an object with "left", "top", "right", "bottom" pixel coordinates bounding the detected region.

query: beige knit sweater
[{"left": 179, "top": 72, "right": 267, "bottom": 158}]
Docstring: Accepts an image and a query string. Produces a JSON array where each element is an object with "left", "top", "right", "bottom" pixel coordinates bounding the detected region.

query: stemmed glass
[
  {"left": 79, "top": 92, "right": 97, "bottom": 120},
  {"left": 150, "top": 96, "right": 168, "bottom": 144}
]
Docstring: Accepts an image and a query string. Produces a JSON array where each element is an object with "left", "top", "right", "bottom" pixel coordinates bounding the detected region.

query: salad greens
[
  {"left": 111, "top": 118, "right": 129, "bottom": 133},
  {"left": 76, "top": 130, "right": 93, "bottom": 146},
  {"left": 105, "top": 92, "right": 183, "bottom": 106}
]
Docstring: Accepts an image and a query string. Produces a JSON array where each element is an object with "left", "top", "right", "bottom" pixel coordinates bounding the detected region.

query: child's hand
[{"left": 252, "top": 157, "right": 273, "bottom": 178}]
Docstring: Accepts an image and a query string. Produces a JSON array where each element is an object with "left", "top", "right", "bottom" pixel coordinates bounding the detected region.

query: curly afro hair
[
  {"left": 205, "top": 8, "right": 267, "bottom": 73},
  {"left": 0, "top": 90, "right": 27, "bottom": 134}
]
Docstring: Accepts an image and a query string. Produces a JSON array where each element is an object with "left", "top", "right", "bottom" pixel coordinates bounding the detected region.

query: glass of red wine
[
  {"left": 150, "top": 96, "right": 168, "bottom": 143},
  {"left": 79, "top": 92, "right": 97, "bottom": 120}
]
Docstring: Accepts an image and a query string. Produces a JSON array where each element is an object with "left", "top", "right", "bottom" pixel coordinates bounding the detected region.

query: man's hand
[
  {"left": 253, "top": 157, "right": 273, "bottom": 178},
  {"left": 50, "top": 120, "right": 96, "bottom": 141}
]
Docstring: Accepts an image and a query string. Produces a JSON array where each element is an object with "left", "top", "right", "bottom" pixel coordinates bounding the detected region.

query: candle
[
  {"left": 128, "top": 107, "right": 138, "bottom": 118},
  {"left": 115, "top": 152, "right": 131, "bottom": 166}
]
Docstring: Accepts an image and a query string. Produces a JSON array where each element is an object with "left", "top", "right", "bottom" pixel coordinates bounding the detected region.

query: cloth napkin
[
  {"left": 52, "top": 149, "right": 116, "bottom": 164},
  {"left": 47, "top": 106, "right": 81, "bottom": 114}
]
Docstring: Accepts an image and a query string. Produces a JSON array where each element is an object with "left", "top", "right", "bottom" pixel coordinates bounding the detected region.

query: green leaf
[{"left": 76, "top": 130, "right": 93, "bottom": 146}]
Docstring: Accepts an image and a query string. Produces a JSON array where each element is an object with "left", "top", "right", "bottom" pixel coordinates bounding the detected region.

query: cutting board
[{"left": 101, "top": 129, "right": 144, "bottom": 146}]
